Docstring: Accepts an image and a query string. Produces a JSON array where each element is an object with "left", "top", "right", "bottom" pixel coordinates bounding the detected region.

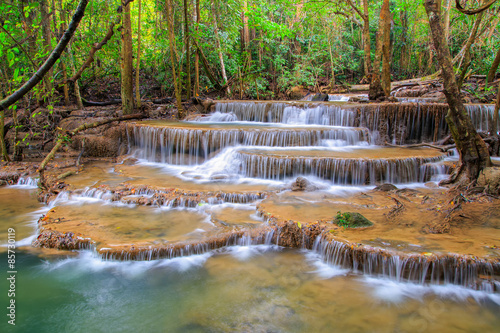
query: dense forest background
[{"left": 1, "top": 0, "right": 499, "bottom": 106}]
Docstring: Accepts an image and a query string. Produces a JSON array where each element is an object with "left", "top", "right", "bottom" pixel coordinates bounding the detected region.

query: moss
[{"left": 334, "top": 211, "right": 374, "bottom": 228}]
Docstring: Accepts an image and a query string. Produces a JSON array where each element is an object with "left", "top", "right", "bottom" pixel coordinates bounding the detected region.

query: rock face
[
  {"left": 477, "top": 167, "right": 500, "bottom": 195},
  {"left": 288, "top": 86, "right": 310, "bottom": 100},
  {"left": 291, "top": 177, "right": 317, "bottom": 191},
  {"left": 334, "top": 212, "right": 374, "bottom": 228}
]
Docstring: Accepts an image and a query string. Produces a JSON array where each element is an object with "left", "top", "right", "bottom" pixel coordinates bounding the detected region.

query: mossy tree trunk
[{"left": 424, "top": 0, "right": 491, "bottom": 184}]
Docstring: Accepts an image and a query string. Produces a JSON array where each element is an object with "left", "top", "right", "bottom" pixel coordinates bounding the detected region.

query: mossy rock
[{"left": 334, "top": 212, "right": 373, "bottom": 228}]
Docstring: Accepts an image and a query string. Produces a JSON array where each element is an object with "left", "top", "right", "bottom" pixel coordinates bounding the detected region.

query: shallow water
[
  {"left": 2, "top": 247, "right": 499, "bottom": 333},
  {"left": 1, "top": 185, "right": 500, "bottom": 333},
  {"left": 0, "top": 187, "right": 43, "bottom": 250}
]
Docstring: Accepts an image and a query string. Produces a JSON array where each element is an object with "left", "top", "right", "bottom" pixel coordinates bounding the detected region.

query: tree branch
[
  {"left": 68, "top": 17, "right": 121, "bottom": 83},
  {"left": 455, "top": 0, "right": 497, "bottom": 15}
]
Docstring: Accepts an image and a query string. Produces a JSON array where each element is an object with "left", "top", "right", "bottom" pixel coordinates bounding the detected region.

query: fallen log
[
  {"left": 384, "top": 142, "right": 456, "bottom": 152},
  {"left": 82, "top": 98, "right": 122, "bottom": 107}
]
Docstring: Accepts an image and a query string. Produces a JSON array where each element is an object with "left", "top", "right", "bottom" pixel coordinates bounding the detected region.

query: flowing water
[{"left": 2, "top": 99, "right": 499, "bottom": 331}]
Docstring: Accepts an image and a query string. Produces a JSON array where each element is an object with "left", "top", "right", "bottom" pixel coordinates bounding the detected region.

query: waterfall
[
  {"left": 131, "top": 124, "right": 370, "bottom": 164},
  {"left": 466, "top": 104, "right": 499, "bottom": 134},
  {"left": 312, "top": 235, "right": 499, "bottom": 291},
  {"left": 212, "top": 102, "right": 358, "bottom": 125},
  {"left": 236, "top": 150, "right": 445, "bottom": 184}
]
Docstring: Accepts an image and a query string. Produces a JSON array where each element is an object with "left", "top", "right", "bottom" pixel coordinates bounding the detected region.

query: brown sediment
[{"left": 257, "top": 188, "right": 500, "bottom": 259}]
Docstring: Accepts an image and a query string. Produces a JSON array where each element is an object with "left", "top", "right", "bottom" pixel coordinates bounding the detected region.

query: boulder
[
  {"left": 374, "top": 183, "right": 398, "bottom": 192},
  {"left": 291, "top": 177, "right": 318, "bottom": 192},
  {"left": 311, "top": 93, "right": 329, "bottom": 102},
  {"left": 477, "top": 167, "right": 500, "bottom": 195},
  {"left": 288, "top": 86, "right": 310, "bottom": 100}
]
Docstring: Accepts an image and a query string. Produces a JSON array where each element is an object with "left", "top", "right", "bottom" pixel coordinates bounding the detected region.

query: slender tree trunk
[
  {"left": 121, "top": 0, "right": 134, "bottom": 114},
  {"left": 292, "top": 0, "right": 304, "bottom": 55},
  {"left": 68, "top": 42, "right": 84, "bottom": 109},
  {"left": 443, "top": 0, "right": 452, "bottom": 41},
  {"left": 368, "top": 0, "right": 389, "bottom": 100},
  {"left": 362, "top": 0, "right": 372, "bottom": 77},
  {"left": 487, "top": 47, "right": 500, "bottom": 84},
  {"left": 493, "top": 82, "right": 500, "bottom": 135},
  {"left": 40, "top": 0, "right": 54, "bottom": 96},
  {"left": 241, "top": 0, "right": 251, "bottom": 64},
  {"left": 211, "top": 0, "right": 230, "bottom": 96},
  {"left": 0, "top": 110, "right": 9, "bottom": 161},
  {"left": 166, "top": 0, "right": 185, "bottom": 118},
  {"left": 424, "top": 0, "right": 491, "bottom": 184},
  {"left": 135, "top": 0, "right": 142, "bottom": 107},
  {"left": 57, "top": 0, "right": 70, "bottom": 106},
  {"left": 183, "top": 0, "right": 192, "bottom": 99},
  {"left": 399, "top": 7, "right": 409, "bottom": 73},
  {"left": 194, "top": 0, "right": 200, "bottom": 96},
  {"left": 457, "top": 10, "right": 484, "bottom": 88},
  {"left": 381, "top": 0, "right": 392, "bottom": 95}
]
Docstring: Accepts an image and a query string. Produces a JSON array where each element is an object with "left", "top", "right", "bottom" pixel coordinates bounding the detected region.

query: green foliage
[
  {"left": 335, "top": 211, "right": 351, "bottom": 229},
  {"left": 334, "top": 211, "right": 374, "bottom": 229}
]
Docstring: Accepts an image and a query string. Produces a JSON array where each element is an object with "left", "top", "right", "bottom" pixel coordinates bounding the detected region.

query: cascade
[
  {"left": 235, "top": 148, "right": 445, "bottom": 184},
  {"left": 131, "top": 122, "right": 370, "bottom": 164},
  {"left": 213, "top": 101, "right": 358, "bottom": 125},
  {"left": 25, "top": 97, "right": 499, "bottom": 297},
  {"left": 312, "top": 235, "right": 499, "bottom": 291}
]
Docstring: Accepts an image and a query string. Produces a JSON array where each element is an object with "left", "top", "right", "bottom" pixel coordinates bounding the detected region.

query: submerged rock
[
  {"left": 334, "top": 212, "right": 374, "bottom": 228},
  {"left": 291, "top": 177, "right": 318, "bottom": 192},
  {"left": 373, "top": 183, "right": 397, "bottom": 192}
]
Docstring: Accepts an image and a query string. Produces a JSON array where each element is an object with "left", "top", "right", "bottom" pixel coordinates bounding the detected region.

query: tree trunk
[
  {"left": 362, "top": 0, "right": 372, "bottom": 77},
  {"left": 424, "top": 0, "right": 491, "bottom": 184},
  {"left": 166, "top": 0, "right": 185, "bottom": 118},
  {"left": 241, "top": 0, "right": 251, "bottom": 64},
  {"left": 0, "top": 0, "right": 90, "bottom": 112},
  {"left": 194, "top": 0, "right": 200, "bottom": 96},
  {"left": 0, "top": 110, "right": 9, "bottom": 162},
  {"left": 40, "top": 0, "right": 54, "bottom": 95},
  {"left": 492, "top": 82, "right": 500, "bottom": 134},
  {"left": 381, "top": 0, "right": 392, "bottom": 95},
  {"left": 135, "top": 0, "right": 142, "bottom": 107},
  {"left": 443, "top": 0, "right": 452, "bottom": 41},
  {"left": 399, "top": 7, "right": 409, "bottom": 74},
  {"left": 68, "top": 42, "right": 84, "bottom": 109},
  {"left": 368, "top": 0, "right": 389, "bottom": 100},
  {"left": 487, "top": 47, "right": 500, "bottom": 84},
  {"left": 211, "top": 0, "right": 230, "bottom": 96},
  {"left": 183, "top": 0, "right": 192, "bottom": 99},
  {"left": 457, "top": 10, "right": 484, "bottom": 89},
  {"left": 121, "top": 0, "right": 134, "bottom": 114}
]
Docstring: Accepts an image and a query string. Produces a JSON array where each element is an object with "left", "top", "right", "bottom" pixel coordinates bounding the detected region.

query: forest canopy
[{"left": 0, "top": 0, "right": 499, "bottom": 104}]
